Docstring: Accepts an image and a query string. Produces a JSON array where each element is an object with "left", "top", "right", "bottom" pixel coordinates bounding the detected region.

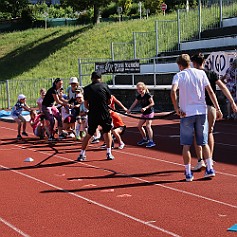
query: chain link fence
[{"left": 0, "top": 79, "right": 52, "bottom": 109}]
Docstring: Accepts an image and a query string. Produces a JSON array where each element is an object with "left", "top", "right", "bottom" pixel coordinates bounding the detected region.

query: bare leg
[
  {"left": 137, "top": 119, "right": 146, "bottom": 138},
  {"left": 145, "top": 120, "right": 153, "bottom": 140},
  {"left": 182, "top": 145, "right": 192, "bottom": 165}
]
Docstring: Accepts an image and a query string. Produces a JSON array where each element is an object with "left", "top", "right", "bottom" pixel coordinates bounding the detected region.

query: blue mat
[
  {"left": 0, "top": 110, "right": 30, "bottom": 118},
  {"left": 228, "top": 224, "right": 237, "bottom": 232}
]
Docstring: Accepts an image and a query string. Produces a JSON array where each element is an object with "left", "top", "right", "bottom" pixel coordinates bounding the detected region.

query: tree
[
  {"left": 0, "top": 0, "right": 29, "bottom": 18},
  {"left": 61, "top": 0, "right": 113, "bottom": 24}
]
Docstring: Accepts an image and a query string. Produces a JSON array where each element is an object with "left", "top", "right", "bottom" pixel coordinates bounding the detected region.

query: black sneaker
[
  {"left": 100, "top": 142, "right": 106, "bottom": 149},
  {"left": 106, "top": 153, "right": 114, "bottom": 160},
  {"left": 17, "top": 134, "right": 22, "bottom": 140},
  {"left": 22, "top": 132, "right": 28, "bottom": 136},
  {"left": 77, "top": 154, "right": 86, "bottom": 161}
]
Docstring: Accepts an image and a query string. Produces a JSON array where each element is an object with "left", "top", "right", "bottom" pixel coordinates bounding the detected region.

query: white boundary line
[
  {"left": 0, "top": 217, "right": 31, "bottom": 237},
  {"left": 6, "top": 143, "right": 237, "bottom": 209},
  {"left": 0, "top": 164, "right": 180, "bottom": 237}
]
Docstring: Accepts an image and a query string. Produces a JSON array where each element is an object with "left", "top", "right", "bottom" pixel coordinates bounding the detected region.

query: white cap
[
  {"left": 18, "top": 94, "right": 26, "bottom": 100},
  {"left": 69, "top": 77, "right": 78, "bottom": 84}
]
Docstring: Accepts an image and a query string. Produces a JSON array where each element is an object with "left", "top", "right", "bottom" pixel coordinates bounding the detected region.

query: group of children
[{"left": 11, "top": 78, "right": 157, "bottom": 150}]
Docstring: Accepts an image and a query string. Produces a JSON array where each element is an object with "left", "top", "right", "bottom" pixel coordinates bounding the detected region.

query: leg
[
  {"left": 180, "top": 116, "right": 195, "bottom": 181},
  {"left": 145, "top": 119, "right": 153, "bottom": 141},
  {"left": 137, "top": 119, "right": 146, "bottom": 138}
]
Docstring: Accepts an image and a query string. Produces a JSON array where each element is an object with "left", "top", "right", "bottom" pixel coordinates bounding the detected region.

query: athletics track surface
[{"left": 0, "top": 115, "right": 236, "bottom": 237}]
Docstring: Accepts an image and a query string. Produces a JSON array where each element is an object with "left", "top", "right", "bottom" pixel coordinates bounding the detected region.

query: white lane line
[
  {"left": 5, "top": 143, "right": 237, "bottom": 209},
  {"left": 0, "top": 217, "right": 31, "bottom": 237},
  {"left": 0, "top": 165, "right": 180, "bottom": 237}
]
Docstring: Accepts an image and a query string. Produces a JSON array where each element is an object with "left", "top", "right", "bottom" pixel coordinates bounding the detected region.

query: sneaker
[
  {"left": 106, "top": 153, "right": 114, "bottom": 160},
  {"left": 22, "top": 132, "right": 28, "bottom": 136},
  {"left": 59, "top": 132, "right": 67, "bottom": 140},
  {"left": 17, "top": 134, "right": 22, "bottom": 140},
  {"left": 80, "top": 131, "right": 87, "bottom": 138},
  {"left": 77, "top": 154, "right": 86, "bottom": 161},
  {"left": 76, "top": 135, "right": 81, "bottom": 141},
  {"left": 91, "top": 138, "right": 100, "bottom": 144},
  {"left": 137, "top": 139, "right": 148, "bottom": 146},
  {"left": 204, "top": 168, "right": 215, "bottom": 178},
  {"left": 192, "top": 159, "right": 206, "bottom": 171},
  {"left": 185, "top": 172, "right": 194, "bottom": 182},
  {"left": 69, "top": 133, "right": 75, "bottom": 138},
  {"left": 118, "top": 143, "right": 125, "bottom": 149},
  {"left": 100, "top": 142, "right": 106, "bottom": 149},
  {"left": 146, "top": 141, "right": 156, "bottom": 148}
]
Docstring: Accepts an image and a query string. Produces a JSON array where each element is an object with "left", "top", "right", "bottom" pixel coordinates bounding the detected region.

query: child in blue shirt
[{"left": 11, "top": 94, "right": 31, "bottom": 140}]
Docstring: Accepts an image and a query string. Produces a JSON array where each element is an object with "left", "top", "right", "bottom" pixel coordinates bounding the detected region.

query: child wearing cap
[
  {"left": 73, "top": 93, "right": 88, "bottom": 140},
  {"left": 11, "top": 94, "right": 31, "bottom": 140}
]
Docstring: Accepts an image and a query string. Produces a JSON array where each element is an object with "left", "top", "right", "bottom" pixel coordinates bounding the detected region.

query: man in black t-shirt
[{"left": 77, "top": 71, "right": 114, "bottom": 161}]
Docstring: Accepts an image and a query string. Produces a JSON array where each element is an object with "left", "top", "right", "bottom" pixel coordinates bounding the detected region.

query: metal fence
[{"left": 0, "top": 79, "right": 53, "bottom": 109}]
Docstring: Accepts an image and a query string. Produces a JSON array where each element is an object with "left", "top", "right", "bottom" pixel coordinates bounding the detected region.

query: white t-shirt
[{"left": 172, "top": 68, "right": 210, "bottom": 117}]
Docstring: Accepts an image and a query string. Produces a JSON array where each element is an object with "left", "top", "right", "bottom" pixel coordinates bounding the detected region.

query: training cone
[{"left": 24, "top": 157, "right": 34, "bottom": 162}]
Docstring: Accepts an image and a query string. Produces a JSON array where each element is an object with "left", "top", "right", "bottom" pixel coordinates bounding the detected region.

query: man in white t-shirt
[{"left": 170, "top": 54, "right": 223, "bottom": 181}]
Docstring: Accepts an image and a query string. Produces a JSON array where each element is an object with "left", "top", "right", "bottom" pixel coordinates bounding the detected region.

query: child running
[
  {"left": 30, "top": 110, "right": 45, "bottom": 139},
  {"left": 11, "top": 94, "right": 31, "bottom": 140},
  {"left": 127, "top": 82, "right": 156, "bottom": 148}
]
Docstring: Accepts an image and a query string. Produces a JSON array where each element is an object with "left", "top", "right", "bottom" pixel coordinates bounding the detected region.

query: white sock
[
  {"left": 205, "top": 158, "right": 213, "bottom": 170},
  {"left": 185, "top": 164, "right": 191, "bottom": 175},
  {"left": 80, "top": 150, "right": 85, "bottom": 156},
  {"left": 107, "top": 148, "right": 111, "bottom": 154}
]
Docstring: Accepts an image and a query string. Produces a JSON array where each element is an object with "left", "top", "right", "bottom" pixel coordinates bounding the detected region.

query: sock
[
  {"left": 205, "top": 158, "right": 213, "bottom": 170},
  {"left": 80, "top": 150, "right": 85, "bottom": 156},
  {"left": 185, "top": 164, "right": 191, "bottom": 175},
  {"left": 107, "top": 148, "right": 111, "bottom": 154},
  {"left": 143, "top": 137, "right": 147, "bottom": 140}
]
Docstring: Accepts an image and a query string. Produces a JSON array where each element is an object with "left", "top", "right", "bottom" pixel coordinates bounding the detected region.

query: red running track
[{"left": 0, "top": 115, "right": 236, "bottom": 237}]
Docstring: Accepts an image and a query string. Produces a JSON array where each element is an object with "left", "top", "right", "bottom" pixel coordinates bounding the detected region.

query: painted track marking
[{"left": 0, "top": 164, "right": 180, "bottom": 237}]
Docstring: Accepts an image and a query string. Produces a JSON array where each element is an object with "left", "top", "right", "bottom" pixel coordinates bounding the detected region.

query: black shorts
[{"left": 88, "top": 116, "right": 112, "bottom": 136}]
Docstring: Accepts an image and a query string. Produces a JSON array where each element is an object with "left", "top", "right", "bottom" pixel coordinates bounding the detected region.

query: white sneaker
[
  {"left": 69, "top": 133, "right": 75, "bottom": 138},
  {"left": 118, "top": 143, "right": 125, "bottom": 149},
  {"left": 192, "top": 160, "right": 206, "bottom": 171}
]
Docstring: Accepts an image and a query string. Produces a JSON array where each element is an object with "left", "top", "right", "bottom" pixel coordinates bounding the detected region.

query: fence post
[
  {"left": 133, "top": 32, "right": 137, "bottom": 59},
  {"left": 132, "top": 74, "right": 135, "bottom": 86},
  {"left": 177, "top": 9, "right": 181, "bottom": 51},
  {"left": 111, "top": 42, "right": 115, "bottom": 61},
  {"left": 78, "top": 58, "right": 83, "bottom": 87},
  {"left": 219, "top": 0, "right": 223, "bottom": 28},
  {"left": 198, "top": 0, "right": 202, "bottom": 39},
  {"left": 153, "top": 58, "right": 156, "bottom": 86},
  {"left": 6, "top": 80, "right": 10, "bottom": 109},
  {"left": 155, "top": 20, "right": 159, "bottom": 56}
]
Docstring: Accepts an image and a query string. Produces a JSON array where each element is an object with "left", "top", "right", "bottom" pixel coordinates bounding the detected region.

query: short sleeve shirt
[
  {"left": 84, "top": 82, "right": 111, "bottom": 120},
  {"left": 172, "top": 68, "right": 210, "bottom": 117},
  {"left": 42, "top": 87, "right": 58, "bottom": 107},
  {"left": 136, "top": 92, "right": 154, "bottom": 115},
  {"left": 11, "top": 101, "right": 25, "bottom": 116}
]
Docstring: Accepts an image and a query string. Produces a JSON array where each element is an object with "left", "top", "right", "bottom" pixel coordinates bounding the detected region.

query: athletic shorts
[
  {"left": 88, "top": 116, "right": 112, "bottom": 136},
  {"left": 141, "top": 112, "right": 154, "bottom": 119},
  {"left": 180, "top": 114, "right": 208, "bottom": 146}
]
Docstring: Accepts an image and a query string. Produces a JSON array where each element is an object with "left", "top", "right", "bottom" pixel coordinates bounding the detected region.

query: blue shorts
[{"left": 180, "top": 114, "right": 208, "bottom": 146}]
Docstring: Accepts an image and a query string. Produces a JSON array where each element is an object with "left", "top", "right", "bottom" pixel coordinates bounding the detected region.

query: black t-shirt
[
  {"left": 84, "top": 81, "right": 111, "bottom": 120},
  {"left": 204, "top": 69, "right": 219, "bottom": 107},
  {"left": 42, "top": 87, "right": 58, "bottom": 107},
  {"left": 136, "top": 92, "right": 154, "bottom": 115}
]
